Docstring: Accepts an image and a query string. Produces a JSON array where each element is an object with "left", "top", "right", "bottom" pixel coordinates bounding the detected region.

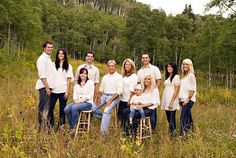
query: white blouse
[
  {"left": 142, "top": 88, "right": 160, "bottom": 109},
  {"left": 121, "top": 73, "right": 137, "bottom": 102},
  {"left": 130, "top": 95, "right": 144, "bottom": 110},
  {"left": 52, "top": 64, "right": 74, "bottom": 93},
  {"left": 161, "top": 75, "right": 180, "bottom": 111},
  {"left": 179, "top": 73, "right": 196, "bottom": 102},
  {"left": 73, "top": 80, "right": 94, "bottom": 104}
]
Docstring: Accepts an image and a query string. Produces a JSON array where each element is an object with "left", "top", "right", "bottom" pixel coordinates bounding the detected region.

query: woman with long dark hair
[
  {"left": 64, "top": 68, "right": 94, "bottom": 129},
  {"left": 179, "top": 59, "right": 196, "bottom": 136},
  {"left": 48, "top": 48, "right": 73, "bottom": 130},
  {"left": 161, "top": 62, "right": 180, "bottom": 137}
]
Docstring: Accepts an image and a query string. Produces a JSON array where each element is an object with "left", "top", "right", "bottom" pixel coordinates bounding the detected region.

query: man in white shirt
[
  {"left": 35, "top": 41, "right": 54, "bottom": 131},
  {"left": 137, "top": 52, "right": 162, "bottom": 132},
  {"left": 75, "top": 51, "right": 99, "bottom": 98},
  {"left": 92, "top": 60, "right": 123, "bottom": 134}
]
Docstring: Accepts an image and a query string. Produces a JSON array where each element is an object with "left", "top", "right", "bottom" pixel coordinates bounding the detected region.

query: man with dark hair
[
  {"left": 75, "top": 51, "right": 99, "bottom": 98},
  {"left": 36, "top": 41, "right": 54, "bottom": 131},
  {"left": 136, "top": 52, "right": 162, "bottom": 132}
]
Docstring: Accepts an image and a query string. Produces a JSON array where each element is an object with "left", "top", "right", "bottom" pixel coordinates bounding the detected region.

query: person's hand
[
  {"left": 168, "top": 102, "right": 173, "bottom": 109},
  {"left": 64, "top": 91, "right": 69, "bottom": 99},
  {"left": 46, "top": 87, "right": 51, "bottom": 96},
  {"left": 136, "top": 103, "right": 142, "bottom": 110},
  {"left": 95, "top": 96, "right": 101, "bottom": 106},
  {"left": 74, "top": 99, "right": 81, "bottom": 104},
  {"left": 182, "top": 99, "right": 189, "bottom": 106}
]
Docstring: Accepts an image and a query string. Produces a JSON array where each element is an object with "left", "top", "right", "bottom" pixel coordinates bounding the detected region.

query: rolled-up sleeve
[
  {"left": 94, "top": 68, "right": 100, "bottom": 84},
  {"left": 66, "top": 64, "right": 74, "bottom": 81},
  {"left": 37, "top": 58, "right": 46, "bottom": 79}
]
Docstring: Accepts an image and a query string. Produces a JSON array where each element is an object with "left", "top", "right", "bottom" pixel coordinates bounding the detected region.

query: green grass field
[{"left": 0, "top": 52, "right": 235, "bottom": 158}]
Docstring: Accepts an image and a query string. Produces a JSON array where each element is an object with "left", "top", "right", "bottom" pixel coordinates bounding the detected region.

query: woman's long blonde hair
[
  {"left": 142, "top": 74, "right": 156, "bottom": 93},
  {"left": 121, "top": 58, "right": 136, "bottom": 77},
  {"left": 181, "top": 59, "right": 194, "bottom": 77}
]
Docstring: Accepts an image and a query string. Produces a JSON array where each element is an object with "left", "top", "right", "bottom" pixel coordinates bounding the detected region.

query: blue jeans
[
  {"left": 48, "top": 92, "right": 67, "bottom": 129},
  {"left": 180, "top": 100, "right": 194, "bottom": 135},
  {"left": 165, "top": 110, "right": 176, "bottom": 135},
  {"left": 92, "top": 93, "right": 119, "bottom": 133},
  {"left": 64, "top": 102, "right": 92, "bottom": 129},
  {"left": 38, "top": 88, "right": 50, "bottom": 131},
  {"left": 130, "top": 108, "right": 145, "bottom": 121}
]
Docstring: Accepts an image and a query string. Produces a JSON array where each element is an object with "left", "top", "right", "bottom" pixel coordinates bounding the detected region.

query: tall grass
[{"left": 0, "top": 50, "right": 235, "bottom": 158}]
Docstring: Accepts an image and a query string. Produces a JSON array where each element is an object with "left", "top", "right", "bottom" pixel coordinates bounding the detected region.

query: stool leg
[
  {"left": 148, "top": 118, "right": 152, "bottom": 136},
  {"left": 75, "top": 112, "right": 82, "bottom": 138},
  {"left": 87, "top": 113, "right": 91, "bottom": 133}
]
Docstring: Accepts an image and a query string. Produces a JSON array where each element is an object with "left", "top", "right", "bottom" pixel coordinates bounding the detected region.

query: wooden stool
[
  {"left": 74, "top": 110, "right": 92, "bottom": 138},
  {"left": 138, "top": 117, "right": 152, "bottom": 143},
  {"left": 110, "top": 104, "right": 118, "bottom": 129}
]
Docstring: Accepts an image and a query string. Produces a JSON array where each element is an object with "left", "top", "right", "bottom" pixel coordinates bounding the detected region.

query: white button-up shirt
[
  {"left": 99, "top": 72, "right": 123, "bottom": 95},
  {"left": 36, "top": 52, "right": 55, "bottom": 90},
  {"left": 142, "top": 88, "right": 160, "bottom": 109},
  {"left": 179, "top": 73, "right": 196, "bottom": 102},
  {"left": 52, "top": 64, "right": 74, "bottom": 93},
  {"left": 137, "top": 64, "right": 162, "bottom": 83},
  {"left": 121, "top": 73, "right": 137, "bottom": 102},
  {"left": 73, "top": 80, "right": 94, "bottom": 104},
  {"left": 76, "top": 64, "right": 99, "bottom": 84}
]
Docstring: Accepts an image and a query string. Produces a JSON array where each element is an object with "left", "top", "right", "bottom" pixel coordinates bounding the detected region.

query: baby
[{"left": 129, "top": 84, "right": 145, "bottom": 125}]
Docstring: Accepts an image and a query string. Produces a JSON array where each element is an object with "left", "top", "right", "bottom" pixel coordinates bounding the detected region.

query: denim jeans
[
  {"left": 130, "top": 108, "right": 145, "bottom": 121},
  {"left": 180, "top": 100, "right": 194, "bottom": 135},
  {"left": 48, "top": 92, "right": 67, "bottom": 129},
  {"left": 38, "top": 88, "right": 50, "bottom": 131},
  {"left": 64, "top": 102, "right": 92, "bottom": 129},
  {"left": 165, "top": 110, "right": 176, "bottom": 135},
  {"left": 92, "top": 93, "right": 119, "bottom": 133}
]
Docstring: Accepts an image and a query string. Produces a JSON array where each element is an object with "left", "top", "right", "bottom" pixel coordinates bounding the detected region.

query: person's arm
[
  {"left": 65, "top": 78, "right": 71, "bottom": 99},
  {"left": 156, "top": 79, "right": 161, "bottom": 88},
  {"left": 41, "top": 78, "right": 51, "bottom": 96},
  {"left": 183, "top": 74, "right": 196, "bottom": 106},
  {"left": 169, "top": 85, "right": 180, "bottom": 108},
  {"left": 94, "top": 68, "right": 100, "bottom": 100}
]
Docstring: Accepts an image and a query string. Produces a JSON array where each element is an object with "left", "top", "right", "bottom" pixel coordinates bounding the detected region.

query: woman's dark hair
[
  {"left": 78, "top": 67, "right": 89, "bottom": 85},
  {"left": 165, "top": 62, "right": 178, "bottom": 83},
  {"left": 55, "top": 48, "right": 69, "bottom": 71}
]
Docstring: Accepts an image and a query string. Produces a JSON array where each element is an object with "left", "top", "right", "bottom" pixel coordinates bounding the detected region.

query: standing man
[
  {"left": 36, "top": 41, "right": 55, "bottom": 131},
  {"left": 92, "top": 60, "right": 123, "bottom": 134},
  {"left": 137, "top": 52, "right": 162, "bottom": 131},
  {"left": 75, "top": 51, "right": 99, "bottom": 98}
]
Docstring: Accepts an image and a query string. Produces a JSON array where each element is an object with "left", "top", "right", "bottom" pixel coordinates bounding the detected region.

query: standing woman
[
  {"left": 48, "top": 48, "right": 74, "bottom": 129},
  {"left": 161, "top": 62, "right": 180, "bottom": 136},
  {"left": 118, "top": 59, "right": 137, "bottom": 134},
  {"left": 64, "top": 68, "right": 94, "bottom": 129},
  {"left": 179, "top": 59, "right": 196, "bottom": 136}
]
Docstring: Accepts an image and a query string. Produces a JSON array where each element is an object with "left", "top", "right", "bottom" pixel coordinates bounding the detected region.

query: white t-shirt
[
  {"left": 99, "top": 72, "right": 123, "bottom": 95},
  {"left": 73, "top": 80, "right": 94, "bottom": 104},
  {"left": 121, "top": 73, "right": 137, "bottom": 102},
  {"left": 179, "top": 73, "right": 196, "bottom": 102},
  {"left": 142, "top": 88, "right": 160, "bottom": 109},
  {"left": 137, "top": 64, "right": 162, "bottom": 83},
  {"left": 51, "top": 64, "right": 74, "bottom": 93},
  {"left": 35, "top": 52, "right": 55, "bottom": 90},
  {"left": 161, "top": 75, "right": 180, "bottom": 111}
]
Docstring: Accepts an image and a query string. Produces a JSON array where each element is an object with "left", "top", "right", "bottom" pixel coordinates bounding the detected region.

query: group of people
[{"left": 36, "top": 41, "right": 196, "bottom": 138}]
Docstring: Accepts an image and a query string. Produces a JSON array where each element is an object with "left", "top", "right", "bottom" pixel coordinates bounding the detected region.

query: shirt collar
[
  {"left": 84, "top": 63, "right": 93, "bottom": 69},
  {"left": 142, "top": 64, "right": 151, "bottom": 69},
  {"left": 43, "top": 52, "right": 51, "bottom": 58}
]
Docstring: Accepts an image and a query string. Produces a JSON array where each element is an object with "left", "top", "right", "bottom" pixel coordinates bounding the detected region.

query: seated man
[{"left": 92, "top": 60, "right": 123, "bottom": 134}]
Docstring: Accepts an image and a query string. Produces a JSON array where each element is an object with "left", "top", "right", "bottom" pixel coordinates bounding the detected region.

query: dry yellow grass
[{"left": 0, "top": 51, "right": 235, "bottom": 158}]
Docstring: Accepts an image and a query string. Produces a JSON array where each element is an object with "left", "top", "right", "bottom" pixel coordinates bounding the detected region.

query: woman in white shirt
[
  {"left": 64, "top": 67, "right": 94, "bottom": 129},
  {"left": 161, "top": 62, "right": 180, "bottom": 136},
  {"left": 119, "top": 59, "right": 137, "bottom": 135},
  {"left": 179, "top": 59, "right": 196, "bottom": 136},
  {"left": 48, "top": 48, "right": 73, "bottom": 129},
  {"left": 123, "top": 74, "right": 160, "bottom": 135}
]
